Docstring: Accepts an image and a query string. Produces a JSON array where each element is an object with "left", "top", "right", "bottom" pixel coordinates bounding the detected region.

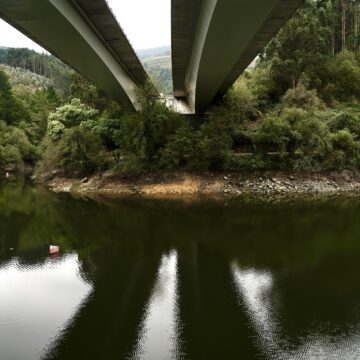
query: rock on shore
[{"left": 43, "top": 170, "right": 360, "bottom": 199}]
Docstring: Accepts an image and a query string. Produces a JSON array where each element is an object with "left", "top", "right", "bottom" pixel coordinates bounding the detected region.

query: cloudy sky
[{"left": 0, "top": 0, "right": 171, "bottom": 52}]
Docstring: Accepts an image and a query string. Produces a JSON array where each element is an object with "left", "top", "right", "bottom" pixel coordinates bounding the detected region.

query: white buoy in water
[{"left": 5, "top": 172, "right": 9, "bottom": 178}]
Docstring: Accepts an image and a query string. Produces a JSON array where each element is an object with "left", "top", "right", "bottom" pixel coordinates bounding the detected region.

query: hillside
[
  {"left": 137, "top": 46, "right": 171, "bottom": 59},
  {"left": 143, "top": 55, "right": 171, "bottom": 70},
  {"left": 0, "top": 47, "right": 73, "bottom": 96},
  {"left": 0, "top": 46, "right": 173, "bottom": 96},
  {"left": 0, "top": 64, "right": 52, "bottom": 92},
  {"left": 138, "top": 46, "right": 172, "bottom": 95}
]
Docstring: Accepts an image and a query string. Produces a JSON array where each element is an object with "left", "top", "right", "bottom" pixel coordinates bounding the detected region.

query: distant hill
[
  {"left": 0, "top": 47, "right": 72, "bottom": 96},
  {"left": 137, "top": 46, "right": 171, "bottom": 59},
  {"left": 0, "top": 45, "right": 173, "bottom": 96},
  {"left": 137, "top": 46, "right": 173, "bottom": 95},
  {"left": 0, "top": 64, "right": 52, "bottom": 93},
  {"left": 143, "top": 55, "right": 171, "bottom": 70}
]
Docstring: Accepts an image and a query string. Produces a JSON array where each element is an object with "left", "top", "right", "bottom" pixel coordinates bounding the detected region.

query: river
[{"left": 1, "top": 179, "right": 360, "bottom": 359}]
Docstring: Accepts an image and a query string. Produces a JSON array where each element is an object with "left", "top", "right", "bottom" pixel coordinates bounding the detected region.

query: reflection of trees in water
[
  {"left": 43, "top": 245, "right": 166, "bottom": 359},
  {"left": 0, "top": 180, "right": 81, "bottom": 271},
  {"left": 4, "top": 181, "right": 360, "bottom": 358},
  {"left": 232, "top": 265, "right": 360, "bottom": 360},
  {"left": 130, "top": 250, "right": 182, "bottom": 360}
]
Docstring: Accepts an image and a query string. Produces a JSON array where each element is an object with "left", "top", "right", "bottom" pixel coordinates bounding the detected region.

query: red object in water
[{"left": 50, "top": 245, "right": 60, "bottom": 254}]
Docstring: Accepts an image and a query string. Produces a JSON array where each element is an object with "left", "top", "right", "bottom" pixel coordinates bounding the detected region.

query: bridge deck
[
  {"left": 73, "top": 0, "right": 148, "bottom": 86},
  {"left": 172, "top": 0, "right": 304, "bottom": 113},
  {"left": 0, "top": 0, "right": 154, "bottom": 109}
]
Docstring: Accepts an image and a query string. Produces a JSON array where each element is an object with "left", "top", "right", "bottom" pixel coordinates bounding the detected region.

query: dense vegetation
[{"left": 1, "top": 0, "right": 360, "bottom": 177}]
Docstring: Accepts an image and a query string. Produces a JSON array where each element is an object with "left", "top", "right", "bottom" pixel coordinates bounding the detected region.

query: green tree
[
  {"left": 263, "top": 0, "right": 331, "bottom": 94},
  {"left": 58, "top": 127, "right": 106, "bottom": 173},
  {"left": 0, "top": 69, "right": 29, "bottom": 125},
  {"left": 48, "top": 99, "right": 98, "bottom": 141}
]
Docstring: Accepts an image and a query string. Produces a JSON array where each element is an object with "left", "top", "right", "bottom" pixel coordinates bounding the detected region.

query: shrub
[
  {"left": 57, "top": 127, "right": 106, "bottom": 173},
  {"left": 0, "top": 69, "right": 30, "bottom": 125},
  {"left": 81, "top": 117, "right": 121, "bottom": 149},
  {"left": 0, "top": 120, "right": 37, "bottom": 170},
  {"left": 281, "top": 83, "right": 323, "bottom": 109},
  {"left": 254, "top": 108, "right": 331, "bottom": 169},
  {"left": 223, "top": 78, "right": 258, "bottom": 122},
  {"left": 35, "top": 136, "right": 63, "bottom": 176},
  {"left": 327, "top": 108, "right": 360, "bottom": 138},
  {"left": 320, "top": 51, "right": 360, "bottom": 101},
  {"left": 48, "top": 99, "right": 98, "bottom": 141},
  {"left": 245, "top": 67, "right": 277, "bottom": 109},
  {"left": 0, "top": 144, "right": 22, "bottom": 170},
  {"left": 190, "top": 117, "right": 233, "bottom": 171},
  {"left": 161, "top": 124, "right": 195, "bottom": 169},
  {"left": 292, "top": 114, "right": 331, "bottom": 169},
  {"left": 112, "top": 113, "right": 145, "bottom": 173},
  {"left": 326, "top": 129, "right": 360, "bottom": 169}
]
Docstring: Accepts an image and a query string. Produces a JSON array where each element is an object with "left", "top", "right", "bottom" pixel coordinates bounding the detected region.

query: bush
[
  {"left": 0, "top": 120, "right": 37, "bottom": 170},
  {"left": 292, "top": 114, "right": 331, "bottom": 169},
  {"left": 161, "top": 124, "right": 195, "bottom": 169},
  {"left": 223, "top": 78, "right": 258, "bottom": 122},
  {"left": 81, "top": 117, "right": 121, "bottom": 149},
  {"left": 0, "top": 69, "right": 30, "bottom": 125},
  {"left": 37, "top": 127, "right": 107, "bottom": 176},
  {"left": 190, "top": 117, "right": 233, "bottom": 171},
  {"left": 281, "top": 83, "right": 323, "bottom": 109},
  {"left": 0, "top": 144, "right": 22, "bottom": 170},
  {"left": 327, "top": 108, "right": 360, "bottom": 137},
  {"left": 326, "top": 129, "right": 360, "bottom": 169},
  {"left": 135, "top": 81, "right": 183, "bottom": 160},
  {"left": 112, "top": 113, "right": 145, "bottom": 173},
  {"left": 320, "top": 51, "right": 360, "bottom": 102},
  {"left": 35, "top": 136, "right": 63, "bottom": 175},
  {"left": 48, "top": 99, "right": 98, "bottom": 141},
  {"left": 160, "top": 115, "right": 234, "bottom": 171},
  {"left": 57, "top": 127, "right": 106, "bottom": 173},
  {"left": 254, "top": 108, "right": 331, "bottom": 169},
  {"left": 245, "top": 67, "right": 277, "bottom": 109}
]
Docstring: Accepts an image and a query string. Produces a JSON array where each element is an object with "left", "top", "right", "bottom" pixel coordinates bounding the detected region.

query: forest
[{"left": 1, "top": 0, "right": 360, "bottom": 178}]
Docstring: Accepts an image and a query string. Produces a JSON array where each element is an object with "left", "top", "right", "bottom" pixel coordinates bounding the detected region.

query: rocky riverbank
[{"left": 41, "top": 170, "right": 360, "bottom": 199}]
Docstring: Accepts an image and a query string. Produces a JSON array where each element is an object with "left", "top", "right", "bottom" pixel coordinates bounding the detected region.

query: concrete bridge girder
[
  {"left": 0, "top": 0, "right": 151, "bottom": 110},
  {"left": 172, "top": 0, "right": 304, "bottom": 114}
]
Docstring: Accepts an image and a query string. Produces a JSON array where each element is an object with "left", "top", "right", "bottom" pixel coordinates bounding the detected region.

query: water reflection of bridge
[
  {"left": 3, "top": 243, "right": 360, "bottom": 359},
  {"left": 41, "top": 245, "right": 255, "bottom": 359},
  {"left": 3, "top": 190, "right": 360, "bottom": 358}
]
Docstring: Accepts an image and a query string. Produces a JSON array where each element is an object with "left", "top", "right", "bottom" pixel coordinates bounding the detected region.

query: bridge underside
[
  {"left": 172, "top": 0, "right": 304, "bottom": 114},
  {"left": 0, "top": 0, "right": 153, "bottom": 110}
]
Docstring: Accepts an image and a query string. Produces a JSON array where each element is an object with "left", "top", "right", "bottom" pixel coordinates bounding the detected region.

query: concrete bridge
[
  {"left": 172, "top": 0, "right": 304, "bottom": 113},
  {"left": 0, "top": 0, "right": 304, "bottom": 113},
  {"left": 0, "top": 0, "right": 153, "bottom": 110}
]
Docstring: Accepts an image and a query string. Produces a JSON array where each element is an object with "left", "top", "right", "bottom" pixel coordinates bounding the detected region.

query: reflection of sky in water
[
  {"left": 0, "top": 254, "right": 92, "bottom": 360},
  {"left": 130, "top": 250, "right": 182, "bottom": 360},
  {"left": 232, "top": 264, "right": 360, "bottom": 360}
]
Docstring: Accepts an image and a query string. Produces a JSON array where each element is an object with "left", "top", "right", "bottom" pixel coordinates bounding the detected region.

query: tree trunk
[
  {"left": 341, "top": 0, "right": 346, "bottom": 51},
  {"left": 357, "top": 2, "right": 360, "bottom": 50},
  {"left": 353, "top": 4, "right": 359, "bottom": 51}
]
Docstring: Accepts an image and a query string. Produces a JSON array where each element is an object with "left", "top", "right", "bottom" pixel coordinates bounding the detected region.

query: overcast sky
[
  {"left": 0, "top": 20, "right": 45, "bottom": 52},
  {"left": 0, "top": 0, "right": 171, "bottom": 52},
  {"left": 107, "top": 0, "right": 171, "bottom": 50}
]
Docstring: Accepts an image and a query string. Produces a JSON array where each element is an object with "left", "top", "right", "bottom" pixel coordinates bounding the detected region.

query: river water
[{"left": 2, "top": 180, "right": 360, "bottom": 359}]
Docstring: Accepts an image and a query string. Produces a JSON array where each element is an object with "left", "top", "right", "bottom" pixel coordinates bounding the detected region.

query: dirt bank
[{"left": 41, "top": 170, "right": 360, "bottom": 199}]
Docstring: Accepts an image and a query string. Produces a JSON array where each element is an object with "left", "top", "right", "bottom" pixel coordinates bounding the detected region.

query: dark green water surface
[{"left": 2, "top": 180, "right": 360, "bottom": 359}]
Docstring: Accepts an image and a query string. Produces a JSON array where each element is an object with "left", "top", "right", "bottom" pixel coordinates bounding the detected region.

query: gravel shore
[{"left": 42, "top": 170, "right": 360, "bottom": 199}]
